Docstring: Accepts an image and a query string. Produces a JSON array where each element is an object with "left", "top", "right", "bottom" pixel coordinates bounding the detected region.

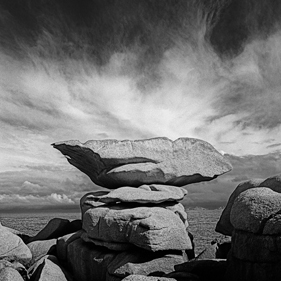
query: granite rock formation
[
  {"left": 52, "top": 137, "right": 232, "bottom": 188},
  {"left": 216, "top": 174, "right": 281, "bottom": 236},
  {"left": 225, "top": 187, "right": 281, "bottom": 281}
]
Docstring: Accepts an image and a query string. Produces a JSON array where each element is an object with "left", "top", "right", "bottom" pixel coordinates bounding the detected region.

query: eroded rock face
[
  {"left": 52, "top": 137, "right": 232, "bottom": 188},
  {"left": 216, "top": 174, "right": 281, "bottom": 236}
]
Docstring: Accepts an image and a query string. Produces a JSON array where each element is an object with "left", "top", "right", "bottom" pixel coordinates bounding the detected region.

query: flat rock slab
[
  {"left": 230, "top": 187, "right": 281, "bottom": 234},
  {"left": 215, "top": 174, "right": 281, "bottom": 236},
  {"left": 98, "top": 185, "right": 187, "bottom": 204},
  {"left": 80, "top": 192, "right": 189, "bottom": 228},
  {"left": 52, "top": 137, "right": 232, "bottom": 188},
  {"left": 82, "top": 204, "right": 191, "bottom": 251}
]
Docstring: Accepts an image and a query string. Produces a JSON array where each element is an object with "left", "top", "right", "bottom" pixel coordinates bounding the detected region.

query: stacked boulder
[
  {"left": 216, "top": 174, "right": 281, "bottom": 281},
  {"left": 52, "top": 137, "right": 232, "bottom": 280}
]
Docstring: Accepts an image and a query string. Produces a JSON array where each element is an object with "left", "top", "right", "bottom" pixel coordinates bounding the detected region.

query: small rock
[
  {"left": 29, "top": 218, "right": 71, "bottom": 242},
  {"left": 0, "top": 267, "right": 24, "bottom": 281},
  {"left": 27, "top": 239, "right": 57, "bottom": 266},
  {"left": 173, "top": 259, "right": 227, "bottom": 281},
  {"left": 30, "top": 255, "right": 73, "bottom": 281},
  {"left": 0, "top": 225, "right": 32, "bottom": 266}
]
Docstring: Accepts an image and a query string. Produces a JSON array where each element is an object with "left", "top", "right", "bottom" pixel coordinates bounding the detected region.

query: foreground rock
[
  {"left": 67, "top": 238, "right": 185, "bottom": 281},
  {"left": 0, "top": 225, "right": 32, "bottom": 267},
  {"left": 216, "top": 174, "right": 281, "bottom": 235},
  {"left": 0, "top": 267, "right": 24, "bottom": 281},
  {"left": 225, "top": 187, "right": 281, "bottom": 281},
  {"left": 52, "top": 137, "right": 232, "bottom": 188}
]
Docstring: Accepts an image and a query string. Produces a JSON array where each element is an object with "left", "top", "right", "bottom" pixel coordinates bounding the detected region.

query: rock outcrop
[
  {"left": 224, "top": 187, "right": 281, "bottom": 281},
  {"left": 52, "top": 137, "right": 232, "bottom": 188},
  {"left": 216, "top": 174, "right": 281, "bottom": 236}
]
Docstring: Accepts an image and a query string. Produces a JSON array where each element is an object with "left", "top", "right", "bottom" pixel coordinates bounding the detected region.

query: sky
[{"left": 0, "top": 0, "right": 281, "bottom": 211}]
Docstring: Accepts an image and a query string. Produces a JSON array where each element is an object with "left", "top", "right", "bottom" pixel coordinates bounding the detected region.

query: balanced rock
[
  {"left": 82, "top": 204, "right": 191, "bottom": 251},
  {"left": 52, "top": 137, "right": 232, "bottom": 188},
  {"left": 216, "top": 174, "right": 281, "bottom": 236}
]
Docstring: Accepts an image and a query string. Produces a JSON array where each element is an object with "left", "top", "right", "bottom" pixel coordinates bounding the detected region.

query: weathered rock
[
  {"left": 0, "top": 225, "right": 32, "bottom": 266},
  {"left": 172, "top": 259, "right": 227, "bottom": 281},
  {"left": 230, "top": 187, "right": 281, "bottom": 234},
  {"left": 52, "top": 137, "right": 232, "bottom": 188},
  {"left": 0, "top": 225, "right": 30, "bottom": 244},
  {"left": 30, "top": 255, "right": 72, "bottom": 281},
  {"left": 216, "top": 174, "right": 281, "bottom": 236},
  {"left": 56, "top": 230, "right": 83, "bottom": 261},
  {"left": 29, "top": 218, "right": 71, "bottom": 242},
  {"left": 81, "top": 193, "right": 189, "bottom": 227},
  {"left": 230, "top": 229, "right": 281, "bottom": 263},
  {"left": 0, "top": 267, "right": 24, "bottom": 281},
  {"left": 0, "top": 261, "right": 27, "bottom": 280},
  {"left": 122, "top": 276, "right": 177, "bottom": 281},
  {"left": 27, "top": 239, "right": 57, "bottom": 266},
  {"left": 67, "top": 238, "right": 185, "bottom": 281},
  {"left": 98, "top": 184, "right": 187, "bottom": 204},
  {"left": 82, "top": 204, "right": 191, "bottom": 251}
]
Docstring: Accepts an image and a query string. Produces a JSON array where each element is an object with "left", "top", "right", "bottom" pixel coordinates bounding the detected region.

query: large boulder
[
  {"left": 230, "top": 187, "right": 281, "bottom": 234},
  {"left": 0, "top": 225, "right": 32, "bottom": 266},
  {"left": 216, "top": 174, "right": 281, "bottom": 235},
  {"left": 82, "top": 204, "right": 191, "bottom": 252},
  {"left": 52, "top": 137, "right": 232, "bottom": 188},
  {"left": 67, "top": 238, "right": 185, "bottom": 281}
]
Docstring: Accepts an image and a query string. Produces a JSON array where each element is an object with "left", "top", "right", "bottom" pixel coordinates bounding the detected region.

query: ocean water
[{"left": 0, "top": 208, "right": 225, "bottom": 254}]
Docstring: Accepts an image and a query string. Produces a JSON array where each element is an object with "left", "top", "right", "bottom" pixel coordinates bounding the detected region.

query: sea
[{"left": 0, "top": 208, "right": 225, "bottom": 255}]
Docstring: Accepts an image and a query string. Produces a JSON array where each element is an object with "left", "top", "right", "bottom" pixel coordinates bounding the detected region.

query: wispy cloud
[{"left": 0, "top": 1, "right": 281, "bottom": 209}]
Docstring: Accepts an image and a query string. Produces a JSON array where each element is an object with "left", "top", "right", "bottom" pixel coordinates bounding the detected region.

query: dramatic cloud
[{"left": 0, "top": 0, "right": 281, "bottom": 210}]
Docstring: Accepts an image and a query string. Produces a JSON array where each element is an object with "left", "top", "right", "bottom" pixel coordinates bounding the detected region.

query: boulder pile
[
  {"left": 0, "top": 137, "right": 233, "bottom": 281},
  {"left": 216, "top": 174, "right": 281, "bottom": 281}
]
